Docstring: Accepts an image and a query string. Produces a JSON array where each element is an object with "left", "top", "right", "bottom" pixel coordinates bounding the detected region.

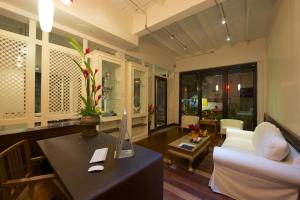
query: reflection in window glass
[
  {"left": 181, "top": 74, "right": 198, "bottom": 116},
  {"left": 201, "top": 74, "right": 223, "bottom": 120}
]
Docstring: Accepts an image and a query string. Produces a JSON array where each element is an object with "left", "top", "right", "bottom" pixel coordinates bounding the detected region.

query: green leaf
[
  {"left": 80, "top": 95, "right": 87, "bottom": 107},
  {"left": 70, "top": 57, "right": 83, "bottom": 73},
  {"left": 68, "top": 37, "right": 84, "bottom": 56}
]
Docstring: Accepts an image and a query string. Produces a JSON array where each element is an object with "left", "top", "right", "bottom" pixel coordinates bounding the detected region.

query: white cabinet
[
  {"left": 126, "top": 62, "right": 148, "bottom": 142},
  {"left": 89, "top": 51, "right": 125, "bottom": 122}
]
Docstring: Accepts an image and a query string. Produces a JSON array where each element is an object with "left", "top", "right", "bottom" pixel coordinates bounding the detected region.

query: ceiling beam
[
  {"left": 132, "top": 0, "right": 216, "bottom": 37},
  {"left": 148, "top": 34, "right": 182, "bottom": 55},
  {"left": 194, "top": 14, "right": 217, "bottom": 49},
  {"left": 176, "top": 21, "right": 205, "bottom": 52}
]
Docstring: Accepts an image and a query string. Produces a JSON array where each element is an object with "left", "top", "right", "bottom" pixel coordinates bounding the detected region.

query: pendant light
[
  {"left": 38, "top": 0, "right": 54, "bottom": 32},
  {"left": 61, "top": 0, "right": 73, "bottom": 5}
]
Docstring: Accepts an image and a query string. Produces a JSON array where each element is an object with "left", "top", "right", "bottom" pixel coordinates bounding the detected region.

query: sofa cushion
[
  {"left": 253, "top": 122, "right": 281, "bottom": 147},
  {"left": 256, "top": 132, "right": 289, "bottom": 161}
]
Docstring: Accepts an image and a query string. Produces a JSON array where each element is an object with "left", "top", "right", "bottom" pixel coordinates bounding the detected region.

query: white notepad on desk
[{"left": 89, "top": 148, "right": 108, "bottom": 163}]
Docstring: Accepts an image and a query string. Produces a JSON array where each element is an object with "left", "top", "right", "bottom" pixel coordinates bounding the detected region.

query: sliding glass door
[
  {"left": 201, "top": 73, "right": 223, "bottom": 121},
  {"left": 180, "top": 74, "right": 198, "bottom": 116},
  {"left": 179, "top": 63, "right": 257, "bottom": 130},
  {"left": 228, "top": 70, "right": 256, "bottom": 130}
]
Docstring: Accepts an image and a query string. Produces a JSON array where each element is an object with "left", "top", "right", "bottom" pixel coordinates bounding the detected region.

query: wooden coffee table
[{"left": 168, "top": 134, "right": 211, "bottom": 173}]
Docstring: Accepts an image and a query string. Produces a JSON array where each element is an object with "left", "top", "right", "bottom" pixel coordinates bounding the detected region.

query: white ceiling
[
  {"left": 118, "top": 0, "right": 157, "bottom": 15},
  {"left": 142, "top": 0, "right": 277, "bottom": 58}
]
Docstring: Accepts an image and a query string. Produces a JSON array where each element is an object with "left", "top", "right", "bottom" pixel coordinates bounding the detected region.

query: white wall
[
  {"left": 128, "top": 36, "right": 176, "bottom": 70},
  {"left": 174, "top": 38, "right": 267, "bottom": 125},
  {"left": 266, "top": 0, "right": 300, "bottom": 136}
]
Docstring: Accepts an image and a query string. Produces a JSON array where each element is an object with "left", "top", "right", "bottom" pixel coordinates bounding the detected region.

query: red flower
[
  {"left": 96, "top": 84, "right": 101, "bottom": 91},
  {"left": 188, "top": 124, "right": 194, "bottom": 130},
  {"left": 83, "top": 69, "right": 89, "bottom": 78},
  {"left": 94, "top": 68, "right": 99, "bottom": 75},
  {"left": 84, "top": 48, "right": 90, "bottom": 55}
]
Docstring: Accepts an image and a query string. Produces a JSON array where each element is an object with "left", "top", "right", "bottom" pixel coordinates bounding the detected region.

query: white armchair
[
  {"left": 181, "top": 115, "right": 199, "bottom": 131},
  {"left": 210, "top": 122, "right": 300, "bottom": 200},
  {"left": 220, "top": 119, "right": 243, "bottom": 138}
]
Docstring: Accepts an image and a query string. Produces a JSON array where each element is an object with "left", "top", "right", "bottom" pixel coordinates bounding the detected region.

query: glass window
[
  {"left": 133, "top": 69, "right": 146, "bottom": 114},
  {"left": 49, "top": 28, "right": 82, "bottom": 48},
  {"left": 36, "top": 25, "right": 42, "bottom": 40},
  {"left": 35, "top": 45, "right": 42, "bottom": 114},
  {"left": 228, "top": 71, "right": 254, "bottom": 130},
  {"left": 180, "top": 74, "right": 198, "bottom": 116},
  {"left": 0, "top": 14, "right": 29, "bottom": 36}
]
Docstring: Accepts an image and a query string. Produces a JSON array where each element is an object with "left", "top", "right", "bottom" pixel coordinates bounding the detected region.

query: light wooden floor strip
[
  {"left": 164, "top": 181, "right": 203, "bottom": 200},
  {"left": 194, "top": 169, "right": 212, "bottom": 179}
]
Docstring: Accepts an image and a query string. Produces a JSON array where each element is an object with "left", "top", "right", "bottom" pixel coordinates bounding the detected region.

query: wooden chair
[{"left": 0, "top": 140, "right": 56, "bottom": 200}]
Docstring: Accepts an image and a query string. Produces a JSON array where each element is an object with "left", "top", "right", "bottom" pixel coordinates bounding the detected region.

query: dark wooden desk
[{"left": 37, "top": 133, "right": 163, "bottom": 200}]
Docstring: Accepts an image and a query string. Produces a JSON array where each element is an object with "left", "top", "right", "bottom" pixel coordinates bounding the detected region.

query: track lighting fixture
[{"left": 221, "top": 18, "right": 226, "bottom": 25}]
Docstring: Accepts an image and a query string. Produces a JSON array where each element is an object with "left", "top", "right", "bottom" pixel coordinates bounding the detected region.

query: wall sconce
[
  {"left": 238, "top": 83, "right": 241, "bottom": 91},
  {"left": 215, "top": 84, "right": 219, "bottom": 92}
]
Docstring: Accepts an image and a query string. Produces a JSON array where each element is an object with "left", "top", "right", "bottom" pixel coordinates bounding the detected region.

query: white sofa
[
  {"left": 220, "top": 119, "right": 243, "bottom": 138},
  {"left": 209, "top": 122, "right": 300, "bottom": 200}
]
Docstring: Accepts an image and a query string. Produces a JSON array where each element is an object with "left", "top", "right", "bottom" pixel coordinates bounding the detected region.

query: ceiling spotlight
[
  {"left": 38, "top": 0, "right": 54, "bottom": 32},
  {"left": 221, "top": 18, "right": 226, "bottom": 25},
  {"left": 170, "top": 34, "right": 175, "bottom": 40},
  {"left": 226, "top": 36, "right": 231, "bottom": 41},
  {"left": 183, "top": 46, "right": 187, "bottom": 51},
  {"left": 61, "top": 0, "right": 73, "bottom": 5}
]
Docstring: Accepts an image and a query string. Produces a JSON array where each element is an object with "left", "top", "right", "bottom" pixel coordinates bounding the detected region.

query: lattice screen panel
[
  {"left": 0, "top": 35, "right": 27, "bottom": 119},
  {"left": 49, "top": 48, "right": 82, "bottom": 115}
]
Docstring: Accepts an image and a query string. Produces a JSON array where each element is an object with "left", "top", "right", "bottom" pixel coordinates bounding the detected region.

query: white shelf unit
[
  {"left": 89, "top": 51, "right": 125, "bottom": 124},
  {"left": 126, "top": 61, "right": 148, "bottom": 142}
]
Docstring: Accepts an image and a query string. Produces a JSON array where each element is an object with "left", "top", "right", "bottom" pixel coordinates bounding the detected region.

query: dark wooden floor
[{"left": 136, "top": 126, "right": 232, "bottom": 200}]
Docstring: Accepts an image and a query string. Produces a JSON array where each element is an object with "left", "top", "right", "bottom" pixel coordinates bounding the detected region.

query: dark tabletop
[{"left": 37, "top": 133, "right": 162, "bottom": 200}]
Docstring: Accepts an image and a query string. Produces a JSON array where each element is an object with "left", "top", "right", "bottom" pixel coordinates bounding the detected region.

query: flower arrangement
[
  {"left": 188, "top": 124, "right": 200, "bottom": 132},
  {"left": 68, "top": 37, "right": 101, "bottom": 117}
]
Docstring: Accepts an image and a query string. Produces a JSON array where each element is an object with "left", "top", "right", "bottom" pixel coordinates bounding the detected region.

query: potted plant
[
  {"left": 68, "top": 37, "right": 102, "bottom": 137},
  {"left": 148, "top": 104, "right": 156, "bottom": 132}
]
